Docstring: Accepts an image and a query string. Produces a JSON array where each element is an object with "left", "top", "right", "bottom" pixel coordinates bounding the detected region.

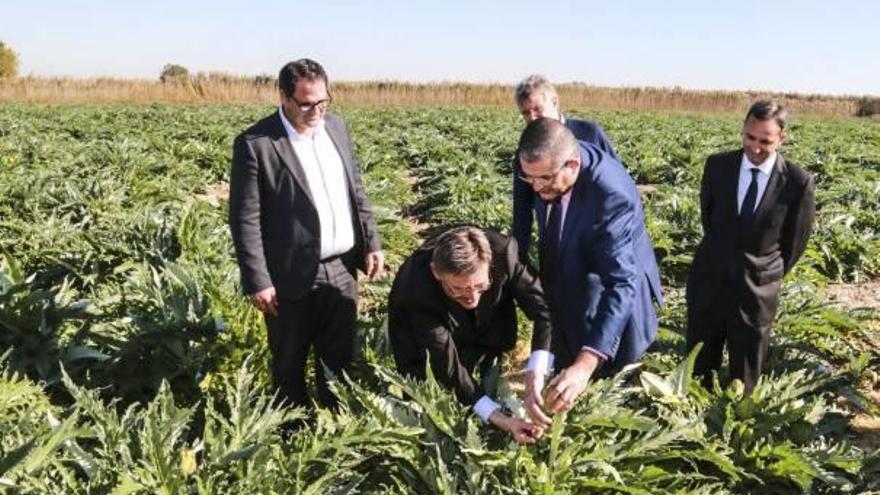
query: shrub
[
  {"left": 854, "top": 97, "right": 880, "bottom": 117},
  {"left": 0, "top": 41, "right": 19, "bottom": 78},
  {"left": 160, "top": 63, "right": 190, "bottom": 83}
]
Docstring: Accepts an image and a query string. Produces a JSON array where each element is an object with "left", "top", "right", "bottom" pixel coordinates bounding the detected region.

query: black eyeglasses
[
  {"left": 288, "top": 94, "right": 332, "bottom": 113},
  {"left": 439, "top": 274, "right": 493, "bottom": 298}
]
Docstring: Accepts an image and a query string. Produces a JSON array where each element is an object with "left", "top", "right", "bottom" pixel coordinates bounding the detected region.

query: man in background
[{"left": 513, "top": 75, "right": 619, "bottom": 262}]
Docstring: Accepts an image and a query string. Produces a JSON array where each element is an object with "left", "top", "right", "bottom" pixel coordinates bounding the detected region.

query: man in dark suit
[
  {"left": 229, "top": 59, "right": 384, "bottom": 409},
  {"left": 513, "top": 75, "right": 619, "bottom": 262},
  {"left": 389, "top": 226, "right": 553, "bottom": 442},
  {"left": 517, "top": 118, "right": 663, "bottom": 415},
  {"left": 686, "top": 101, "right": 815, "bottom": 393}
]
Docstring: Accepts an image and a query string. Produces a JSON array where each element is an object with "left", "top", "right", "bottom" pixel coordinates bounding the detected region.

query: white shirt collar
[
  {"left": 740, "top": 151, "right": 776, "bottom": 176},
  {"left": 278, "top": 106, "right": 324, "bottom": 141}
]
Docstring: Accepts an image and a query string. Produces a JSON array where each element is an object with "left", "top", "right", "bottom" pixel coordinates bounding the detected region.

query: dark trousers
[
  {"left": 265, "top": 257, "right": 357, "bottom": 409},
  {"left": 457, "top": 345, "right": 502, "bottom": 379},
  {"left": 686, "top": 282, "right": 771, "bottom": 393}
]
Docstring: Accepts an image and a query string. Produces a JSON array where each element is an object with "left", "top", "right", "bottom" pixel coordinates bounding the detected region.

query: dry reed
[{"left": 0, "top": 76, "right": 871, "bottom": 117}]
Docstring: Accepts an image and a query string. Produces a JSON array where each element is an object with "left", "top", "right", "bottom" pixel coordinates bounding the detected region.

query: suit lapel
[
  {"left": 558, "top": 148, "right": 593, "bottom": 257},
  {"left": 535, "top": 194, "right": 547, "bottom": 233},
  {"left": 269, "top": 113, "right": 317, "bottom": 207},
  {"left": 752, "top": 153, "right": 786, "bottom": 230},
  {"left": 722, "top": 151, "right": 742, "bottom": 225},
  {"left": 560, "top": 174, "right": 587, "bottom": 257},
  {"left": 324, "top": 115, "right": 358, "bottom": 196}
]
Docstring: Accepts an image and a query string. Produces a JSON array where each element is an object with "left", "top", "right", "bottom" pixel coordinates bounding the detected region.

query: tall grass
[{"left": 1, "top": 75, "right": 871, "bottom": 117}]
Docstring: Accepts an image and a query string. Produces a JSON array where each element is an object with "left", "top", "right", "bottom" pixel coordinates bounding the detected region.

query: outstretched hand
[
  {"left": 523, "top": 370, "right": 552, "bottom": 429},
  {"left": 489, "top": 410, "right": 541, "bottom": 444},
  {"left": 544, "top": 351, "right": 601, "bottom": 413}
]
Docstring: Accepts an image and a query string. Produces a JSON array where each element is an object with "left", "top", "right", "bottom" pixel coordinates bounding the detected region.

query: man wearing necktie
[
  {"left": 512, "top": 75, "right": 620, "bottom": 264},
  {"left": 517, "top": 119, "right": 663, "bottom": 417},
  {"left": 686, "top": 100, "right": 815, "bottom": 393}
]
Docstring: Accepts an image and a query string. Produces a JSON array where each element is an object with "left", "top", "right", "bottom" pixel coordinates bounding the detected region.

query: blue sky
[{"left": 2, "top": 0, "right": 877, "bottom": 95}]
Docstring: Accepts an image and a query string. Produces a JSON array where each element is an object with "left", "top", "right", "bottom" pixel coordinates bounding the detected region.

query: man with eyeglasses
[
  {"left": 388, "top": 226, "right": 554, "bottom": 442},
  {"left": 229, "top": 58, "right": 384, "bottom": 411},
  {"left": 512, "top": 75, "right": 619, "bottom": 263},
  {"left": 517, "top": 118, "right": 663, "bottom": 417},
  {"left": 686, "top": 101, "right": 815, "bottom": 393}
]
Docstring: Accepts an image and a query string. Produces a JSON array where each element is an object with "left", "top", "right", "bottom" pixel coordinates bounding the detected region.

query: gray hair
[
  {"left": 431, "top": 226, "right": 492, "bottom": 275},
  {"left": 514, "top": 74, "right": 557, "bottom": 107},
  {"left": 745, "top": 100, "right": 789, "bottom": 131},
  {"left": 517, "top": 118, "right": 578, "bottom": 166}
]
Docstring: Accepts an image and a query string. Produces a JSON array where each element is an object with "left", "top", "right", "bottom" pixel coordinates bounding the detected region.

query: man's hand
[
  {"left": 365, "top": 250, "right": 385, "bottom": 280},
  {"left": 488, "top": 410, "right": 540, "bottom": 444},
  {"left": 544, "top": 350, "right": 601, "bottom": 413},
  {"left": 523, "top": 370, "right": 552, "bottom": 429},
  {"left": 248, "top": 286, "right": 278, "bottom": 317}
]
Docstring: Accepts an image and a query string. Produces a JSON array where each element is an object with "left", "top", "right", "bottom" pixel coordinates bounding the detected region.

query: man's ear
[
  {"left": 430, "top": 262, "right": 441, "bottom": 281},
  {"left": 779, "top": 130, "right": 787, "bottom": 144}
]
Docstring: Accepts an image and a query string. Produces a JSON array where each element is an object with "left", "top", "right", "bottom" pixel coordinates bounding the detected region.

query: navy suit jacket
[
  {"left": 532, "top": 142, "right": 663, "bottom": 370},
  {"left": 513, "top": 117, "right": 618, "bottom": 261}
]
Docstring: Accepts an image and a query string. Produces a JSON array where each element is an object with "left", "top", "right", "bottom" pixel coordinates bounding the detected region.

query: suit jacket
[
  {"left": 536, "top": 142, "right": 663, "bottom": 369},
  {"left": 388, "top": 229, "right": 552, "bottom": 405},
  {"left": 513, "top": 117, "right": 618, "bottom": 261},
  {"left": 228, "top": 111, "right": 381, "bottom": 299},
  {"left": 687, "top": 150, "right": 815, "bottom": 326}
]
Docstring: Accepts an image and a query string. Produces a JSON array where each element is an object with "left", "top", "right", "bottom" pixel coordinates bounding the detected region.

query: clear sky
[{"left": 2, "top": 0, "right": 877, "bottom": 96}]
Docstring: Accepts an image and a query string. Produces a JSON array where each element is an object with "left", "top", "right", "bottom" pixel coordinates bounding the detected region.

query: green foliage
[
  {"left": 0, "top": 104, "right": 878, "bottom": 493},
  {"left": 0, "top": 255, "right": 102, "bottom": 384},
  {"left": 0, "top": 41, "right": 19, "bottom": 78},
  {"left": 160, "top": 63, "right": 190, "bottom": 83}
]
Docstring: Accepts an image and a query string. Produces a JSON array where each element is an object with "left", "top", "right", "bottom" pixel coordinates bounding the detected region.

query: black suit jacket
[
  {"left": 229, "top": 111, "right": 381, "bottom": 299},
  {"left": 388, "top": 229, "right": 552, "bottom": 405},
  {"left": 687, "top": 150, "right": 815, "bottom": 326}
]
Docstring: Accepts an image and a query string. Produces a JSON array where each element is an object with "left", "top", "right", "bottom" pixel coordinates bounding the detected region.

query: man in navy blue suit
[
  {"left": 513, "top": 75, "right": 619, "bottom": 262},
  {"left": 517, "top": 118, "right": 663, "bottom": 418}
]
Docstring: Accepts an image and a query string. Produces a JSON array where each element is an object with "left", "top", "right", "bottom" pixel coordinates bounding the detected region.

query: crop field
[{"left": 1, "top": 103, "right": 879, "bottom": 494}]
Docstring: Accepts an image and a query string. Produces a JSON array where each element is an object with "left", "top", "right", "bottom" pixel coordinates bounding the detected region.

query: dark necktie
[
  {"left": 739, "top": 168, "right": 761, "bottom": 230},
  {"left": 541, "top": 198, "right": 562, "bottom": 290}
]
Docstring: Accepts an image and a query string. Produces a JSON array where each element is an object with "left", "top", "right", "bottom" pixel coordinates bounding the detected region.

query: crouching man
[{"left": 388, "top": 226, "right": 554, "bottom": 442}]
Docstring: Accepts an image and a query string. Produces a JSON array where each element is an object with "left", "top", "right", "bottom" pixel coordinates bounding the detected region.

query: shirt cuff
[
  {"left": 526, "top": 350, "right": 554, "bottom": 375},
  {"left": 473, "top": 395, "right": 501, "bottom": 423},
  {"left": 581, "top": 346, "right": 608, "bottom": 362}
]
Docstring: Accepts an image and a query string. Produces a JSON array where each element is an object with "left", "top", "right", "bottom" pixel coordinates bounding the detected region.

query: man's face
[
  {"left": 519, "top": 92, "right": 561, "bottom": 124},
  {"left": 280, "top": 78, "right": 330, "bottom": 132},
  {"left": 742, "top": 116, "right": 785, "bottom": 165},
  {"left": 433, "top": 263, "right": 492, "bottom": 310},
  {"left": 520, "top": 155, "right": 578, "bottom": 201}
]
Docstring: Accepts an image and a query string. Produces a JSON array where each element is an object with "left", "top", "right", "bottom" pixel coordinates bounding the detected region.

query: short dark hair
[
  {"left": 278, "top": 58, "right": 328, "bottom": 97},
  {"left": 431, "top": 226, "right": 492, "bottom": 275},
  {"left": 745, "top": 100, "right": 789, "bottom": 131},
  {"left": 517, "top": 118, "right": 578, "bottom": 165}
]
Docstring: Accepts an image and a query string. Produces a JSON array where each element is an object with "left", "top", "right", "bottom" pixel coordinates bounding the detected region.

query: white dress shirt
[
  {"left": 737, "top": 153, "right": 776, "bottom": 214},
  {"left": 279, "top": 108, "right": 355, "bottom": 259}
]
